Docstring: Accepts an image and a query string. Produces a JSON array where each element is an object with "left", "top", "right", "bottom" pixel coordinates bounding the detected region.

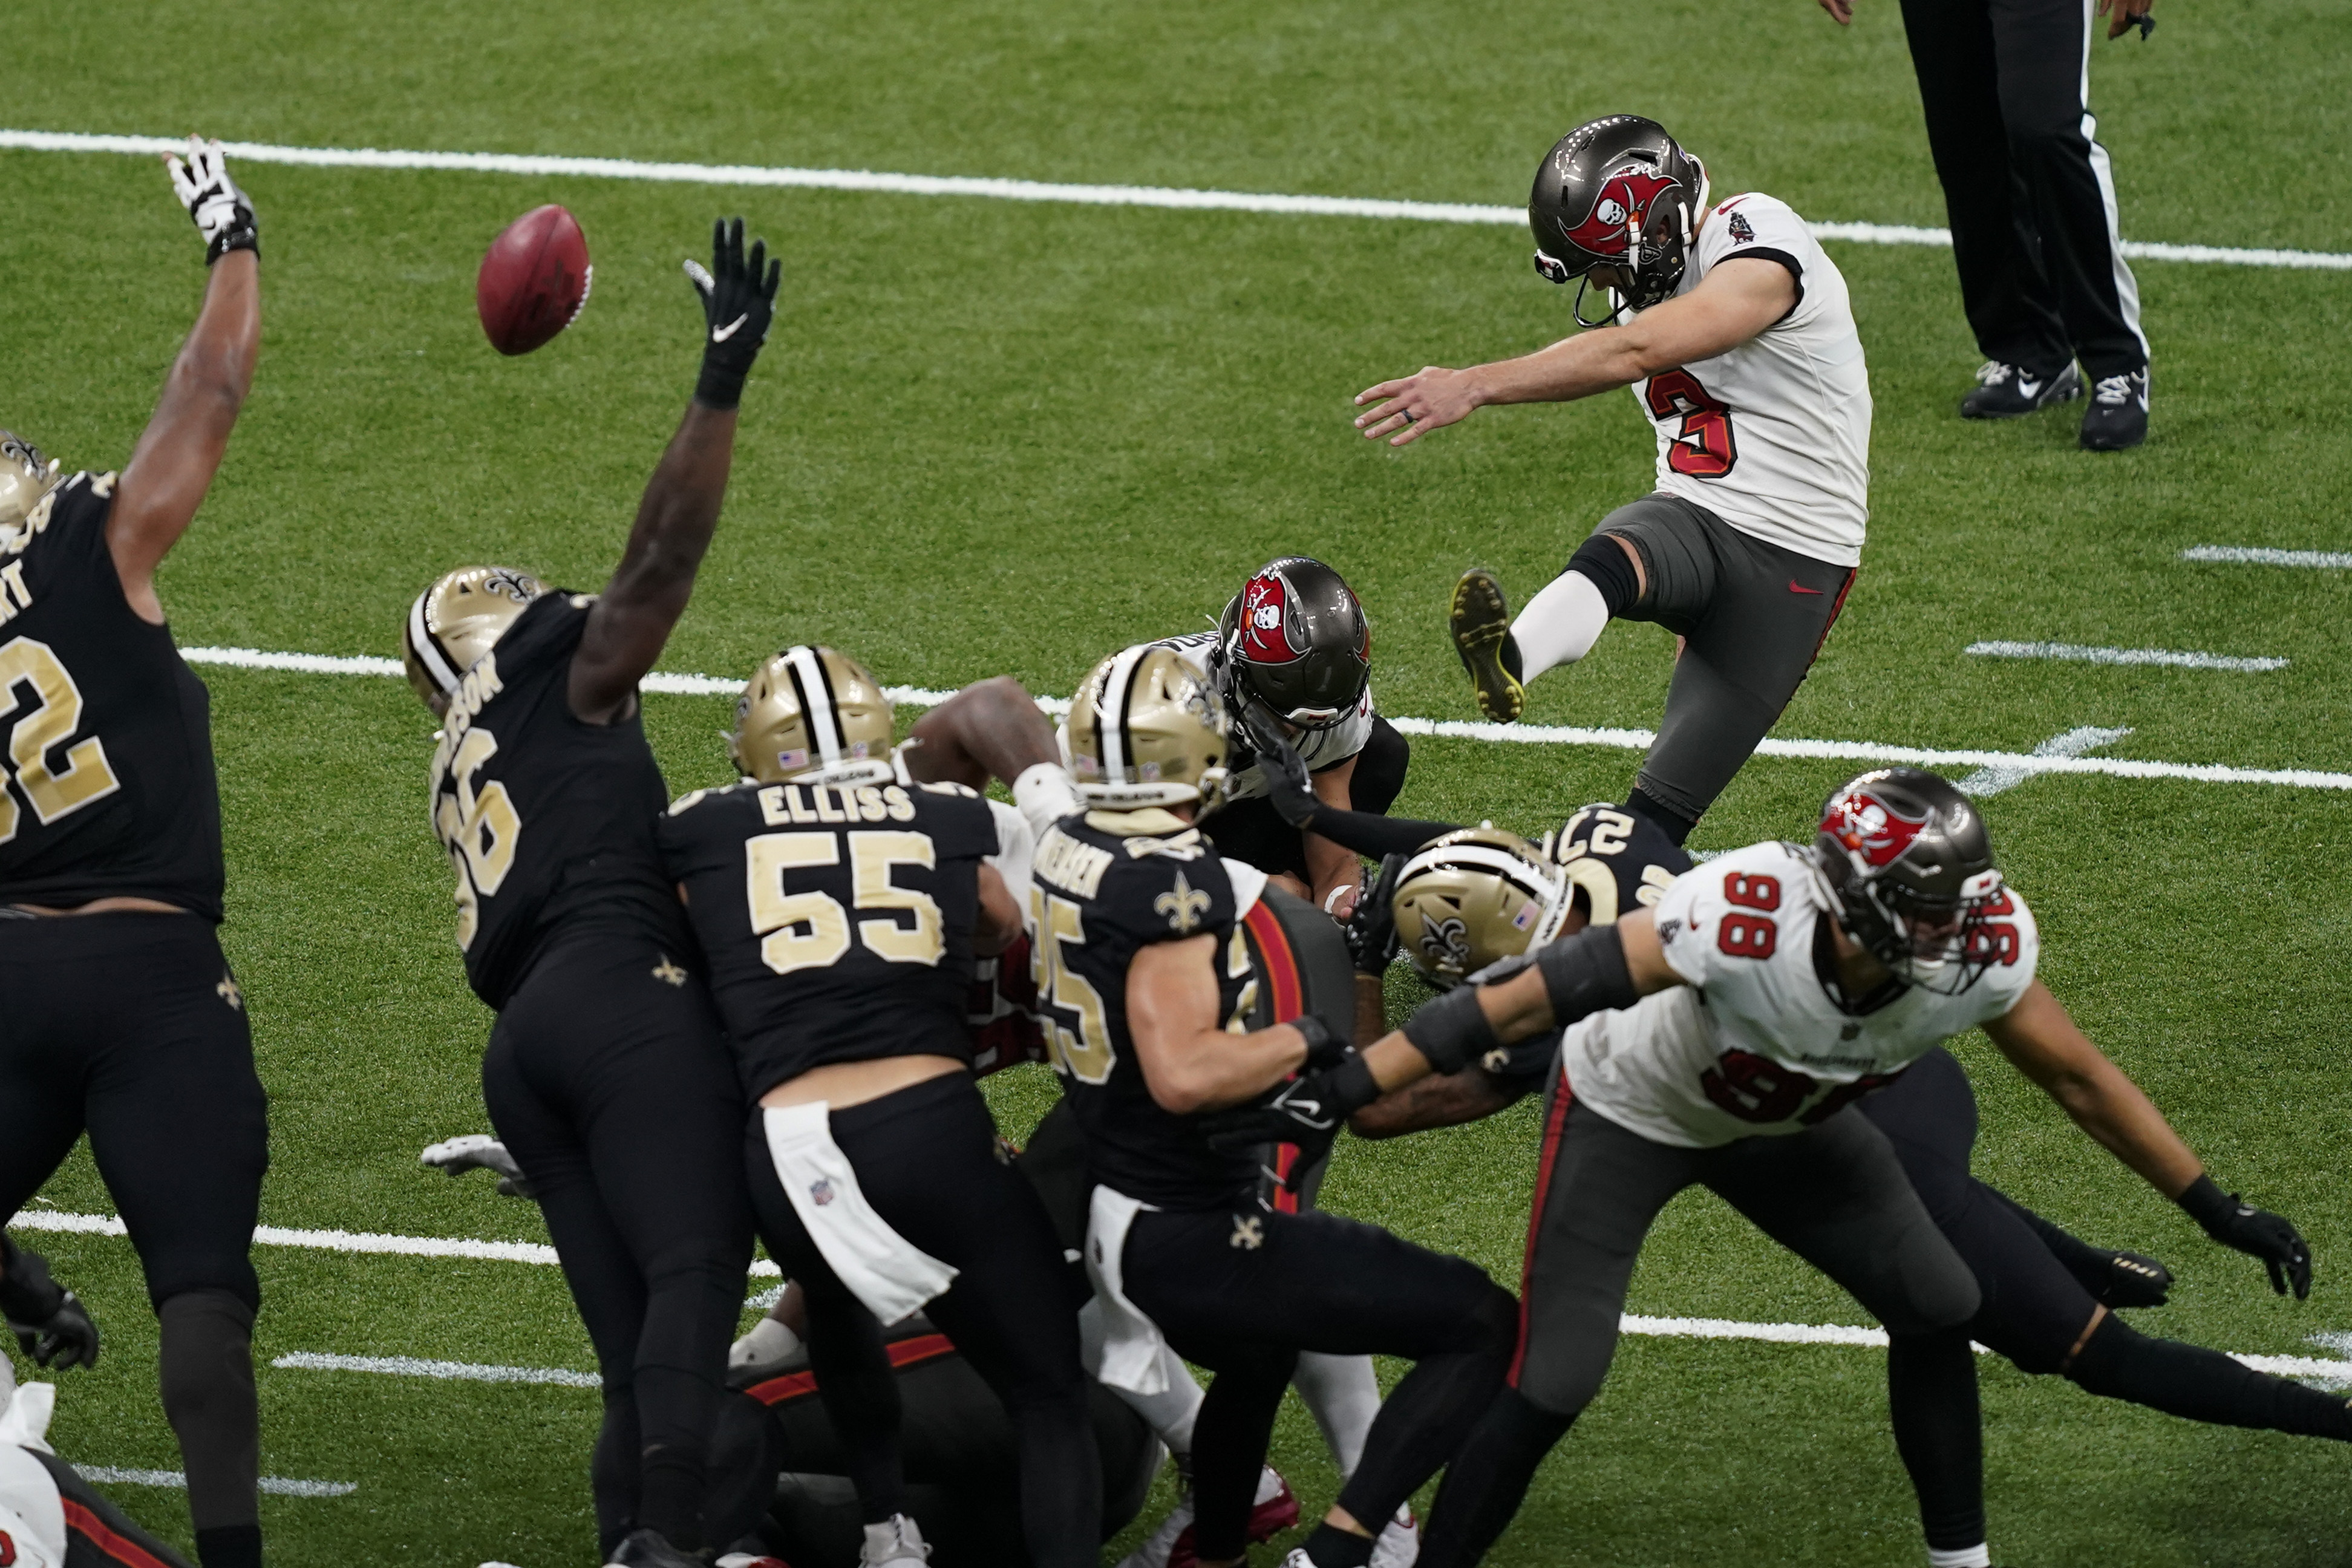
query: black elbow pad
[
  {"left": 1401, "top": 982, "right": 1503, "bottom": 1076},
  {"left": 1535, "top": 924, "right": 1638, "bottom": 1027}
]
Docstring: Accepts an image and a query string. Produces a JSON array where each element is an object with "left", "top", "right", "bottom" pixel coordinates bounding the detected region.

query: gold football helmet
[
  {"left": 1063, "top": 643, "right": 1232, "bottom": 813},
  {"left": 402, "top": 566, "right": 547, "bottom": 708},
  {"left": 1391, "top": 828, "right": 1572, "bottom": 988},
  {"left": 729, "top": 644, "right": 895, "bottom": 785},
  {"left": 0, "top": 431, "right": 62, "bottom": 535}
]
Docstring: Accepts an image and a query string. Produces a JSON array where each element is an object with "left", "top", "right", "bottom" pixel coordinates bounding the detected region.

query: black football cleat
[
  {"left": 606, "top": 1528, "right": 707, "bottom": 1568},
  {"left": 2079, "top": 368, "right": 2150, "bottom": 451},
  {"left": 1450, "top": 569, "right": 1526, "bottom": 724},
  {"left": 1960, "top": 359, "right": 2084, "bottom": 419},
  {"left": 2097, "top": 1249, "right": 2174, "bottom": 1310}
]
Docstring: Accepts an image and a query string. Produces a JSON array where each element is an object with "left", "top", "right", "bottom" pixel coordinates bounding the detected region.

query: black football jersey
[
  {"left": 1029, "top": 811, "right": 1263, "bottom": 1209},
  {"left": 427, "top": 592, "right": 688, "bottom": 1010},
  {"left": 0, "top": 472, "right": 225, "bottom": 918},
  {"left": 656, "top": 777, "right": 999, "bottom": 1097}
]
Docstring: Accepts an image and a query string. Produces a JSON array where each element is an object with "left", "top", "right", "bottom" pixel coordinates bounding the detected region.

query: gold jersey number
[
  {"left": 1027, "top": 886, "right": 1116, "bottom": 1083},
  {"left": 0, "top": 637, "right": 123, "bottom": 845},
  {"left": 746, "top": 829, "right": 946, "bottom": 975},
  {"left": 433, "top": 726, "right": 521, "bottom": 951}
]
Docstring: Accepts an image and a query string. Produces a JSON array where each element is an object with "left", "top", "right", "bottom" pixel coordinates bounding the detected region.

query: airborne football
[{"left": 1, "top": 5, "right": 2346, "bottom": 1568}]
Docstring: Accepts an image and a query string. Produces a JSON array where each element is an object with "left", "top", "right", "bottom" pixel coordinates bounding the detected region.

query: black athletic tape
[
  {"left": 1402, "top": 981, "right": 1502, "bottom": 1076},
  {"left": 1567, "top": 532, "right": 1644, "bottom": 618},
  {"left": 1534, "top": 924, "right": 1638, "bottom": 1027}
]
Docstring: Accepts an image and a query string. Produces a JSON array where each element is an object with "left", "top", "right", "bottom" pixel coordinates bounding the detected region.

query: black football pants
[
  {"left": 1863, "top": 1048, "right": 2352, "bottom": 1555},
  {"left": 1203, "top": 714, "right": 1410, "bottom": 882},
  {"left": 485, "top": 933, "right": 753, "bottom": 1555},
  {"left": 743, "top": 1072, "right": 1102, "bottom": 1568},
  {"left": 0, "top": 912, "right": 268, "bottom": 1552},
  {"left": 1896, "top": 0, "right": 2148, "bottom": 377},
  {"left": 1598, "top": 494, "right": 1856, "bottom": 829},
  {"left": 1120, "top": 1202, "right": 1519, "bottom": 1562},
  {"left": 1418, "top": 1094, "right": 1978, "bottom": 1568}
]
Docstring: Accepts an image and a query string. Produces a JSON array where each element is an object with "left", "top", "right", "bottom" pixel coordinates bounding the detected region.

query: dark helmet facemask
[
  {"left": 1810, "top": 767, "right": 2004, "bottom": 996},
  {"left": 1528, "top": 115, "right": 1710, "bottom": 328}
]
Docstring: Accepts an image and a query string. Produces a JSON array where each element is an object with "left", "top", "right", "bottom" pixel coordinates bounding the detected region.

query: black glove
[
  {"left": 1243, "top": 704, "right": 1319, "bottom": 831},
  {"left": 165, "top": 137, "right": 258, "bottom": 265},
  {"left": 2098, "top": 1250, "right": 2174, "bottom": 1310},
  {"left": 1346, "top": 853, "right": 1406, "bottom": 976},
  {"left": 1201, "top": 1051, "right": 1380, "bottom": 1165},
  {"left": 2178, "top": 1175, "right": 2311, "bottom": 1299},
  {"left": 0, "top": 1240, "right": 101, "bottom": 1370},
  {"left": 685, "top": 217, "right": 782, "bottom": 410}
]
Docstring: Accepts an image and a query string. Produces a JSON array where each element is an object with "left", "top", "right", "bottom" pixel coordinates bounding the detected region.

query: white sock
[
  {"left": 1509, "top": 569, "right": 1612, "bottom": 682},
  {"left": 1926, "top": 1545, "right": 1991, "bottom": 1568},
  {"left": 728, "top": 1315, "right": 802, "bottom": 1370},
  {"left": 1292, "top": 1351, "right": 1382, "bottom": 1478},
  {"left": 1079, "top": 1301, "right": 1205, "bottom": 1455}
]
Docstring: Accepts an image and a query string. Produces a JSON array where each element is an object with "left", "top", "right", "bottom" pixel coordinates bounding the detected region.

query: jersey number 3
[
  {"left": 0, "top": 636, "right": 123, "bottom": 845},
  {"left": 1645, "top": 370, "right": 1737, "bottom": 478}
]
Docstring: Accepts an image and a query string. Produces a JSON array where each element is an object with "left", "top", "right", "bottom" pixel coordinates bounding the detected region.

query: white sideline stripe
[
  {"left": 76, "top": 1466, "right": 356, "bottom": 1497},
  {"left": 275, "top": 1351, "right": 601, "bottom": 1387},
  {"left": 2182, "top": 544, "right": 2352, "bottom": 570},
  {"left": 174, "top": 645, "right": 2352, "bottom": 791},
  {"left": 4, "top": 128, "right": 2348, "bottom": 271},
  {"left": 1965, "top": 639, "right": 2288, "bottom": 673},
  {"left": 5, "top": 1208, "right": 785, "bottom": 1278}
]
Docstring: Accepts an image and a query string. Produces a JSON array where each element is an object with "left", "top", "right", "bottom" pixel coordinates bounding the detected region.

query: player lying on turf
[
  {"left": 1, "top": 1353, "right": 201, "bottom": 1568},
  {"left": 656, "top": 645, "right": 1102, "bottom": 1568},
  {"left": 1209, "top": 766, "right": 2311, "bottom": 1568},
  {"left": 1042, "top": 644, "right": 1519, "bottom": 1568},
  {"left": 1355, "top": 114, "right": 1870, "bottom": 848},
  {"left": 0, "top": 137, "right": 272, "bottom": 1568},
  {"left": 1322, "top": 802, "right": 2347, "bottom": 1567},
  {"left": 1140, "top": 557, "right": 1404, "bottom": 918},
  {"left": 399, "top": 218, "right": 780, "bottom": 1568}
]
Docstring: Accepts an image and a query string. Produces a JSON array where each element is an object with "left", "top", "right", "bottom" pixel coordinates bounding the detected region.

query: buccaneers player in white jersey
[
  {"left": 1208, "top": 768, "right": 2309, "bottom": 1567},
  {"left": 1356, "top": 114, "right": 1870, "bottom": 846}
]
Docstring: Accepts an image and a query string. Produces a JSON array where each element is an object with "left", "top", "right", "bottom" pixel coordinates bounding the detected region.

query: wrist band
[
  {"left": 2175, "top": 1174, "right": 2236, "bottom": 1234},
  {"left": 694, "top": 360, "right": 748, "bottom": 411},
  {"left": 1402, "top": 982, "right": 1501, "bottom": 1075},
  {"left": 1534, "top": 924, "right": 1639, "bottom": 1027}
]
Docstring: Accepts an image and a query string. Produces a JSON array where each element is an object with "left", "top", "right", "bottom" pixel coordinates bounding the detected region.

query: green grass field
[{"left": 4, "top": 1, "right": 2351, "bottom": 1563}]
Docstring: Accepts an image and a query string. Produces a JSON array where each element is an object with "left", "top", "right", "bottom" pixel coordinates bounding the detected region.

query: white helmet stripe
[
  {"left": 784, "top": 645, "right": 843, "bottom": 765},
  {"left": 1096, "top": 642, "right": 1152, "bottom": 782},
  {"left": 407, "top": 589, "right": 462, "bottom": 695},
  {"left": 1400, "top": 843, "right": 1555, "bottom": 900}
]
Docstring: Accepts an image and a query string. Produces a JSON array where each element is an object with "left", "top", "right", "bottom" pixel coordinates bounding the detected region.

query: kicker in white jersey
[{"left": 1559, "top": 841, "right": 2039, "bottom": 1148}]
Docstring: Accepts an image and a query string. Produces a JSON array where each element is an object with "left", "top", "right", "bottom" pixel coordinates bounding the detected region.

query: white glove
[
  {"left": 165, "top": 136, "right": 258, "bottom": 264},
  {"left": 420, "top": 1134, "right": 535, "bottom": 1199}
]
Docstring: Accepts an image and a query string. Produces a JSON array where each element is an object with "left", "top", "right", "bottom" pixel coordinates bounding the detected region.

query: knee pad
[{"left": 1567, "top": 533, "right": 1644, "bottom": 618}]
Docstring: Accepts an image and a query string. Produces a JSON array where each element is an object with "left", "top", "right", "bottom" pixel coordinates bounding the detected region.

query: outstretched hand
[
  {"left": 2096, "top": 0, "right": 2155, "bottom": 40},
  {"left": 2180, "top": 1177, "right": 2310, "bottom": 1299},
  {"left": 164, "top": 136, "right": 259, "bottom": 264},
  {"left": 685, "top": 217, "right": 783, "bottom": 409},
  {"left": 1353, "top": 366, "right": 1480, "bottom": 446},
  {"left": 1817, "top": 0, "right": 1855, "bottom": 24}
]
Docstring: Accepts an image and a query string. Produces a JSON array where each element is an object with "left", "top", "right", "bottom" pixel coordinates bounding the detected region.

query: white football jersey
[
  {"left": 1149, "top": 630, "right": 1376, "bottom": 799},
  {"left": 1630, "top": 194, "right": 1872, "bottom": 568},
  {"left": 1560, "top": 841, "right": 2038, "bottom": 1148}
]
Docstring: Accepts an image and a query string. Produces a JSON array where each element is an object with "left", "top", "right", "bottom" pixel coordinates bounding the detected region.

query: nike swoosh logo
[
  {"left": 710, "top": 314, "right": 750, "bottom": 343},
  {"left": 1788, "top": 580, "right": 1823, "bottom": 595},
  {"left": 2018, "top": 377, "right": 2043, "bottom": 398}
]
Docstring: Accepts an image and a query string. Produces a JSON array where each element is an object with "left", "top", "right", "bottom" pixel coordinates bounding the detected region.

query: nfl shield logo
[{"left": 809, "top": 1178, "right": 835, "bottom": 1206}]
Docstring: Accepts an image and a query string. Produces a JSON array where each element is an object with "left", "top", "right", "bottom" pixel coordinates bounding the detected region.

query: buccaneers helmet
[
  {"left": 402, "top": 566, "right": 547, "bottom": 708},
  {"left": 1063, "top": 643, "right": 1232, "bottom": 814},
  {"left": 1215, "top": 557, "right": 1371, "bottom": 731},
  {"left": 1811, "top": 767, "right": 2004, "bottom": 995},
  {"left": 730, "top": 644, "right": 895, "bottom": 785},
  {"left": 1390, "top": 829, "right": 1571, "bottom": 989},
  {"left": 0, "top": 431, "right": 61, "bottom": 537},
  {"left": 1529, "top": 115, "right": 1711, "bottom": 327}
]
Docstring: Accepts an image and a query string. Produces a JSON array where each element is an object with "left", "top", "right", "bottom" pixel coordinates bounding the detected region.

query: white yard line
[
  {"left": 2181, "top": 545, "right": 2352, "bottom": 569},
  {"left": 5, "top": 1207, "right": 785, "bottom": 1278},
  {"left": 1956, "top": 725, "right": 2131, "bottom": 797},
  {"left": 274, "top": 1351, "right": 601, "bottom": 1387},
  {"left": 75, "top": 1466, "right": 356, "bottom": 1497},
  {"left": 1965, "top": 640, "right": 2288, "bottom": 673},
  {"left": 174, "top": 644, "right": 2352, "bottom": 792},
  {"left": 4, "top": 128, "right": 2348, "bottom": 271}
]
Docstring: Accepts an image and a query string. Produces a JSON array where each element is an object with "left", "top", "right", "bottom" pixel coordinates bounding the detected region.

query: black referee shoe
[
  {"left": 2080, "top": 368, "right": 2151, "bottom": 451},
  {"left": 1960, "top": 359, "right": 2083, "bottom": 419}
]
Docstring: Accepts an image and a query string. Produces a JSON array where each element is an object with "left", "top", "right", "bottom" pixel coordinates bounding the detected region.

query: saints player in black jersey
[
  {"left": 657, "top": 645, "right": 1102, "bottom": 1568},
  {"left": 1040, "top": 644, "right": 1518, "bottom": 1568},
  {"left": 399, "top": 219, "right": 779, "bottom": 1568},
  {"left": 0, "top": 139, "right": 269, "bottom": 1568}
]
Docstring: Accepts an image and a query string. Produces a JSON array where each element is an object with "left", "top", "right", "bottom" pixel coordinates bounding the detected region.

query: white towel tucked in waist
[
  {"left": 763, "top": 1102, "right": 958, "bottom": 1325},
  {"left": 1085, "top": 1183, "right": 1169, "bottom": 1396}
]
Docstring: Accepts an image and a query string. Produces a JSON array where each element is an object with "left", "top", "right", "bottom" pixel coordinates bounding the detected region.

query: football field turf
[{"left": 4, "top": 1, "right": 2351, "bottom": 1563}]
